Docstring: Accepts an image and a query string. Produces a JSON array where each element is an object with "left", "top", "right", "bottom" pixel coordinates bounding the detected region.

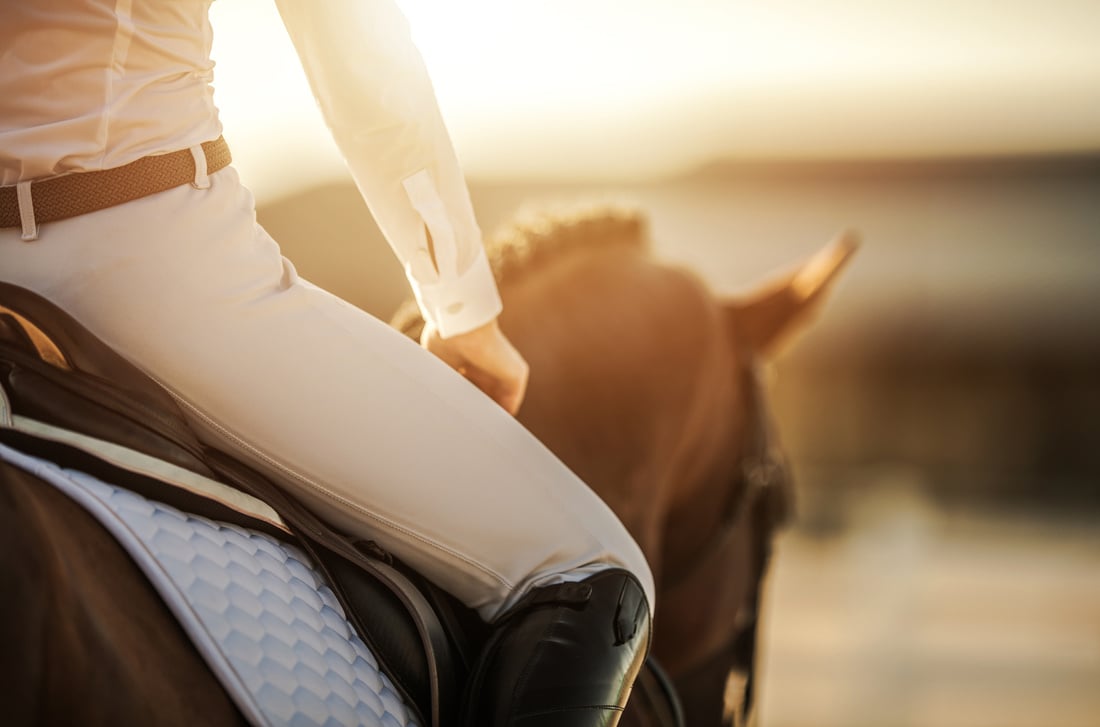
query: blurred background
[{"left": 210, "top": 2, "right": 1099, "bottom": 725}]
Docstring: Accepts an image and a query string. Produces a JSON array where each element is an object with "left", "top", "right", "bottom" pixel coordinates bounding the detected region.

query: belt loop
[
  {"left": 189, "top": 144, "right": 211, "bottom": 189},
  {"left": 16, "top": 181, "right": 38, "bottom": 241}
]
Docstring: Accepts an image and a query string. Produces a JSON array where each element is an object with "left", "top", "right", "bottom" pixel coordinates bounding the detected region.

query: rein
[{"left": 663, "top": 354, "right": 792, "bottom": 594}]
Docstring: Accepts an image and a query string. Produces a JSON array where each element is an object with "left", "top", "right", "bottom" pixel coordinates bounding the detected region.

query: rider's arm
[{"left": 273, "top": 0, "right": 501, "bottom": 339}]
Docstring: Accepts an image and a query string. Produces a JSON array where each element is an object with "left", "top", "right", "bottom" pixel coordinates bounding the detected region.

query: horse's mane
[
  {"left": 483, "top": 204, "right": 650, "bottom": 287},
  {"left": 391, "top": 204, "right": 650, "bottom": 336}
]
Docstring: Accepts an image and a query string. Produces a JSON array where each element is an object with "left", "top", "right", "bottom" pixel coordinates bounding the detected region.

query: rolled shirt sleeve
[{"left": 273, "top": 0, "right": 502, "bottom": 337}]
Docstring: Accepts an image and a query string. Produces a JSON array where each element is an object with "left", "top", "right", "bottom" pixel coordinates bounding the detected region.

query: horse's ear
[{"left": 725, "top": 230, "right": 859, "bottom": 357}]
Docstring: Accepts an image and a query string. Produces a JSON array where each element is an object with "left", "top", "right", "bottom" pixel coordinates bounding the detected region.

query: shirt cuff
[{"left": 410, "top": 249, "right": 503, "bottom": 338}]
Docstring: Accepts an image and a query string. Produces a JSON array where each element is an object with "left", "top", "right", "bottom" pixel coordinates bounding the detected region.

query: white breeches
[{"left": 0, "top": 166, "right": 654, "bottom": 620}]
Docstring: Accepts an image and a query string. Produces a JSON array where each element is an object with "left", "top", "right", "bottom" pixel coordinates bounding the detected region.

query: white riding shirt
[{"left": 0, "top": 0, "right": 501, "bottom": 337}]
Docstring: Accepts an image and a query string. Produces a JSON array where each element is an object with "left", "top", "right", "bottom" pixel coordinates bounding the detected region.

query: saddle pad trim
[
  {"left": 0, "top": 380, "right": 9, "bottom": 425},
  {"left": 3, "top": 414, "right": 287, "bottom": 533}
]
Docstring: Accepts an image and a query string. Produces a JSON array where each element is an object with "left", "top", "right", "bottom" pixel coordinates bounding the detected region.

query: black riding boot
[{"left": 462, "top": 568, "right": 651, "bottom": 727}]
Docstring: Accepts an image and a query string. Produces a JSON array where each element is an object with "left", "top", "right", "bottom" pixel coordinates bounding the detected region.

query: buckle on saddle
[{"left": 0, "top": 305, "right": 71, "bottom": 370}]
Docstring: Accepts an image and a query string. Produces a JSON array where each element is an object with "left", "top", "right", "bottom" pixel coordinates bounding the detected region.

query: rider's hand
[{"left": 421, "top": 318, "right": 529, "bottom": 415}]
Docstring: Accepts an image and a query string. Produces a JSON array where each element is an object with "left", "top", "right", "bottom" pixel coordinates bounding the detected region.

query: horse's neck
[
  {"left": 503, "top": 248, "right": 734, "bottom": 560},
  {"left": 657, "top": 353, "right": 747, "bottom": 575},
  {"left": 659, "top": 345, "right": 789, "bottom": 605}
]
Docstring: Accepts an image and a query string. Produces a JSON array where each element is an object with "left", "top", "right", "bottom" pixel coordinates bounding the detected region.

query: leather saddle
[{"left": 0, "top": 281, "right": 476, "bottom": 727}]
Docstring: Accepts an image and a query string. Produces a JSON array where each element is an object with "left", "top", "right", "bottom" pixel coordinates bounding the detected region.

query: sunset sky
[{"left": 209, "top": 0, "right": 1100, "bottom": 199}]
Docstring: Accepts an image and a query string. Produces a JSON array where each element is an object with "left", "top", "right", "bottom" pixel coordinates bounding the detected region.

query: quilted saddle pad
[{"left": 0, "top": 441, "right": 418, "bottom": 727}]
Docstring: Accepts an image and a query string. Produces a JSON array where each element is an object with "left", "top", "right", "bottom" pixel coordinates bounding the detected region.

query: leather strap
[{"left": 0, "top": 137, "right": 231, "bottom": 229}]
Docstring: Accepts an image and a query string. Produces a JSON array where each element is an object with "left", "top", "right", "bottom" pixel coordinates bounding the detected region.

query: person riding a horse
[{"left": 0, "top": 1, "right": 654, "bottom": 724}]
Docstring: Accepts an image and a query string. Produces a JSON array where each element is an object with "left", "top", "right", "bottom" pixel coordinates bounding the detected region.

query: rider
[{"left": 0, "top": 0, "right": 653, "bottom": 723}]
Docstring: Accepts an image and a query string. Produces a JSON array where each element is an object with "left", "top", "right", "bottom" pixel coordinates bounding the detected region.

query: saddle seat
[{"left": 0, "top": 281, "right": 468, "bottom": 727}]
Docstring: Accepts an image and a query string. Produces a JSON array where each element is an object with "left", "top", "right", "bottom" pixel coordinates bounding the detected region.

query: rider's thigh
[{"left": 0, "top": 169, "right": 654, "bottom": 620}]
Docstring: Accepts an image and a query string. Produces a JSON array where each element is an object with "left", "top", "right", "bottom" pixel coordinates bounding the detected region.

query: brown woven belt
[{"left": 0, "top": 136, "right": 232, "bottom": 230}]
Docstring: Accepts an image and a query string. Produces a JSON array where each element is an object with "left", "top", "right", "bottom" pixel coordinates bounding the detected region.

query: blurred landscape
[
  {"left": 258, "top": 154, "right": 1100, "bottom": 507},
  {"left": 256, "top": 154, "right": 1100, "bottom": 727},
  {"left": 212, "top": 1, "right": 1100, "bottom": 723}
]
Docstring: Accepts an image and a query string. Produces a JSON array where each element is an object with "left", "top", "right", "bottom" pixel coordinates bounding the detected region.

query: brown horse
[
  {"left": 0, "top": 206, "right": 853, "bottom": 727},
  {"left": 394, "top": 206, "right": 857, "bottom": 725},
  {"left": 0, "top": 261, "right": 697, "bottom": 727}
]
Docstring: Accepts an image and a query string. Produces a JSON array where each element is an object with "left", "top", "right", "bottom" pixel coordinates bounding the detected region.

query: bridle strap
[
  {"left": 659, "top": 349, "right": 793, "bottom": 723},
  {"left": 662, "top": 354, "right": 792, "bottom": 594}
]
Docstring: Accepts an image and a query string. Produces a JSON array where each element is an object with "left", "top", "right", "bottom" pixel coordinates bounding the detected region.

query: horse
[
  {"left": 0, "top": 273, "right": 683, "bottom": 727},
  {"left": 393, "top": 206, "right": 857, "bottom": 725},
  {"left": 0, "top": 205, "right": 854, "bottom": 727}
]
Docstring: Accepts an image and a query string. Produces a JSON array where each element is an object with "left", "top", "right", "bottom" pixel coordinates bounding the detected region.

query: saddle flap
[
  {"left": 0, "top": 305, "right": 68, "bottom": 369},
  {"left": 0, "top": 282, "right": 182, "bottom": 415},
  {"left": 0, "top": 283, "right": 210, "bottom": 472}
]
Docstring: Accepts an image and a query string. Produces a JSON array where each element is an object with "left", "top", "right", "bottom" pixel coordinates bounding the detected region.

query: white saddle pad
[{"left": 0, "top": 441, "right": 418, "bottom": 727}]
